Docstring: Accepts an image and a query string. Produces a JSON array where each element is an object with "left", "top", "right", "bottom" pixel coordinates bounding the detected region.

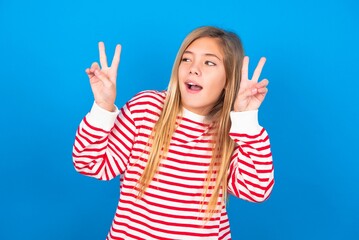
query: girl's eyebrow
[{"left": 184, "top": 50, "right": 222, "bottom": 61}]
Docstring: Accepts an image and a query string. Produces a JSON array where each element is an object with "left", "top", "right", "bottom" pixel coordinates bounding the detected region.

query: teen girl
[{"left": 73, "top": 26, "right": 274, "bottom": 240}]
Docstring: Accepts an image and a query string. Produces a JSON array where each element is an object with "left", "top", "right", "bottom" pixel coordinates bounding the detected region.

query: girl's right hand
[{"left": 85, "top": 42, "right": 122, "bottom": 112}]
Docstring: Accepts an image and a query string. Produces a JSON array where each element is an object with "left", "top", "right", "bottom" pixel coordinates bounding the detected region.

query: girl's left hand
[{"left": 233, "top": 56, "right": 269, "bottom": 112}]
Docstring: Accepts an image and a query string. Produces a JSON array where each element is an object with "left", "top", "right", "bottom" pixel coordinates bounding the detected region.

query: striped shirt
[{"left": 72, "top": 90, "right": 274, "bottom": 240}]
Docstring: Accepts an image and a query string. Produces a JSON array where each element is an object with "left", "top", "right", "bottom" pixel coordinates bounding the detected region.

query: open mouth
[{"left": 186, "top": 82, "right": 203, "bottom": 91}]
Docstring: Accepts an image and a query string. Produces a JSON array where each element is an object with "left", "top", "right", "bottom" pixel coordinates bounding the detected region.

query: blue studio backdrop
[{"left": 0, "top": 0, "right": 358, "bottom": 239}]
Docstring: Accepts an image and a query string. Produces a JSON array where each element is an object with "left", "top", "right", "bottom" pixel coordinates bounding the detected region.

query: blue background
[{"left": 1, "top": 0, "right": 358, "bottom": 239}]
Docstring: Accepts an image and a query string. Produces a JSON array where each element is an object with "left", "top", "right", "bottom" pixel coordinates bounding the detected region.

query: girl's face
[{"left": 178, "top": 37, "right": 226, "bottom": 116}]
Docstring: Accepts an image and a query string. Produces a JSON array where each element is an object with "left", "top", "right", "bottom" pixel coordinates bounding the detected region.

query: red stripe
[
  {"left": 253, "top": 159, "right": 273, "bottom": 165},
  {"left": 72, "top": 152, "right": 105, "bottom": 161},
  {"left": 246, "top": 150, "right": 272, "bottom": 158},
  {"left": 170, "top": 142, "right": 213, "bottom": 151},
  {"left": 158, "top": 162, "right": 208, "bottom": 174},
  {"left": 178, "top": 121, "right": 209, "bottom": 132},
  {"left": 104, "top": 154, "right": 116, "bottom": 179},
  {"left": 168, "top": 148, "right": 211, "bottom": 159},
  {"left": 157, "top": 168, "right": 213, "bottom": 182},
  {"left": 237, "top": 164, "right": 271, "bottom": 182},
  {"left": 119, "top": 196, "right": 219, "bottom": 221},
  {"left": 109, "top": 132, "right": 131, "bottom": 154},
  {"left": 132, "top": 108, "right": 160, "bottom": 117},
  {"left": 111, "top": 221, "right": 172, "bottom": 240},
  {"left": 81, "top": 127, "right": 103, "bottom": 139},
  {"left": 109, "top": 229, "right": 145, "bottom": 240},
  {"left": 218, "top": 224, "right": 231, "bottom": 239},
  {"left": 77, "top": 127, "right": 108, "bottom": 145},
  {"left": 265, "top": 178, "right": 275, "bottom": 193},
  {"left": 107, "top": 144, "right": 126, "bottom": 173},
  {"left": 76, "top": 145, "right": 106, "bottom": 153},
  {"left": 130, "top": 100, "right": 163, "bottom": 112},
  {"left": 116, "top": 205, "right": 219, "bottom": 229},
  {"left": 174, "top": 129, "right": 207, "bottom": 139},
  {"left": 228, "top": 169, "right": 240, "bottom": 197},
  {"left": 230, "top": 127, "right": 265, "bottom": 139},
  {"left": 179, "top": 116, "right": 209, "bottom": 128},
  {"left": 113, "top": 211, "right": 218, "bottom": 238},
  {"left": 78, "top": 159, "right": 106, "bottom": 177},
  {"left": 130, "top": 91, "right": 165, "bottom": 106},
  {"left": 134, "top": 116, "right": 157, "bottom": 125},
  {"left": 230, "top": 133, "right": 269, "bottom": 145},
  {"left": 241, "top": 143, "right": 270, "bottom": 151},
  {"left": 245, "top": 135, "right": 270, "bottom": 145}
]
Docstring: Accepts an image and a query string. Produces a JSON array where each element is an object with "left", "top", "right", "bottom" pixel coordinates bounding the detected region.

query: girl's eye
[
  {"left": 181, "top": 57, "right": 190, "bottom": 62},
  {"left": 205, "top": 61, "right": 216, "bottom": 66}
]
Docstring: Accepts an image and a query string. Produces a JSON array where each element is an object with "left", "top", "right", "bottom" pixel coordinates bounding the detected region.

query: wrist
[
  {"left": 96, "top": 101, "right": 116, "bottom": 112},
  {"left": 233, "top": 107, "right": 257, "bottom": 112}
]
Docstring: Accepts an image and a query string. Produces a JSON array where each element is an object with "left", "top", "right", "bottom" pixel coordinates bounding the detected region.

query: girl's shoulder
[
  {"left": 127, "top": 90, "right": 166, "bottom": 115},
  {"left": 129, "top": 90, "right": 166, "bottom": 106},
  {"left": 131, "top": 90, "right": 166, "bottom": 101}
]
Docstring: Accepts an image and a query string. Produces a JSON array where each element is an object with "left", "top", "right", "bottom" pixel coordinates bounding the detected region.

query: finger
[
  {"left": 257, "top": 79, "right": 269, "bottom": 88},
  {"left": 94, "top": 69, "right": 112, "bottom": 86},
  {"left": 241, "top": 56, "right": 249, "bottom": 82},
  {"left": 111, "top": 44, "right": 122, "bottom": 71},
  {"left": 241, "top": 87, "right": 258, "bottom": 97},
  {"left": 85, "top": 68, "right": 93, "bottom": 75},
  {"left": 251, "top": 57, "right": 266, "bottom": 83},
  {"left": 90, "top": 62, "right": 100, "bottom": 72},
  {"left": 85, "top": 68, "right": 95, "bottom": 78},
  {"left": 87, "top": 62, "right": 100, "bottom": 77},
  {"left": 257, "top": 87, "right": 268, "bottom": 94},
  {"left": 256, "top": 88, "right": 268, "bottom": 102},
  {"left": 255, "top": 79, "right": 269, "bottom": 94},
  {"left": 98, "top": 42, "right": 108, "bottom": 69},
  {"left": 247, "top": 85, "right": 268, "bottom": 96}
]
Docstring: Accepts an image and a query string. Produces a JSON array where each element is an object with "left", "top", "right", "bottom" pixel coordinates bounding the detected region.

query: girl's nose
[{"left": 189, "top": 64, "right": 200, "bottom": 76}]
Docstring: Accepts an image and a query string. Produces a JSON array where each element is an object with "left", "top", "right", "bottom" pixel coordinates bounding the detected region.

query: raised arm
[
  {"left": 228, "top": 56, "right": 274, "bottom": 202},
  {"left": 72, "top": 43, "right": 137, "bottom": 180}
]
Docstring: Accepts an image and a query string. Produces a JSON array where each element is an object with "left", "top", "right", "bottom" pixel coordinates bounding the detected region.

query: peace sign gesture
[
  {"left": 85, "top": 42, "right": 122, "bottom": 112},
  {"left": 233, "top": 56, "right": 269, "bottom": 112}
]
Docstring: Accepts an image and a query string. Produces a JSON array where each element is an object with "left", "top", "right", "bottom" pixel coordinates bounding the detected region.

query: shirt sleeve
[
  {"left": 227, "top": 110, "right": 274, "bottom": 202},
  {"left": 72, "top": 101, "right": 137, "bottom": 180}
]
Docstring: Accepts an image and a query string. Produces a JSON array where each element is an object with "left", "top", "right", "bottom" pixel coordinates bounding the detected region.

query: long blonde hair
[{"left": 137, "top": 26, "right": 244, "bottom": 219}]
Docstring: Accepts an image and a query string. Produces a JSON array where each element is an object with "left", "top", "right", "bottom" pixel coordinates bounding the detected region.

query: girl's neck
[{"left": 182, "top": 107, "right": 207, "bottom": 123}]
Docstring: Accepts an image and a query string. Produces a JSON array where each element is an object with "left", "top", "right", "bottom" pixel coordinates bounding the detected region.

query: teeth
[{"left": 186, "top": 82, "right": 203, "bottom": 90}]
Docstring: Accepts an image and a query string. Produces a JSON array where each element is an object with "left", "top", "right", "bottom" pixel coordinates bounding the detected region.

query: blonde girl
[{"left": 73, "top": 26, "right": 274, "bottom": 240}]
